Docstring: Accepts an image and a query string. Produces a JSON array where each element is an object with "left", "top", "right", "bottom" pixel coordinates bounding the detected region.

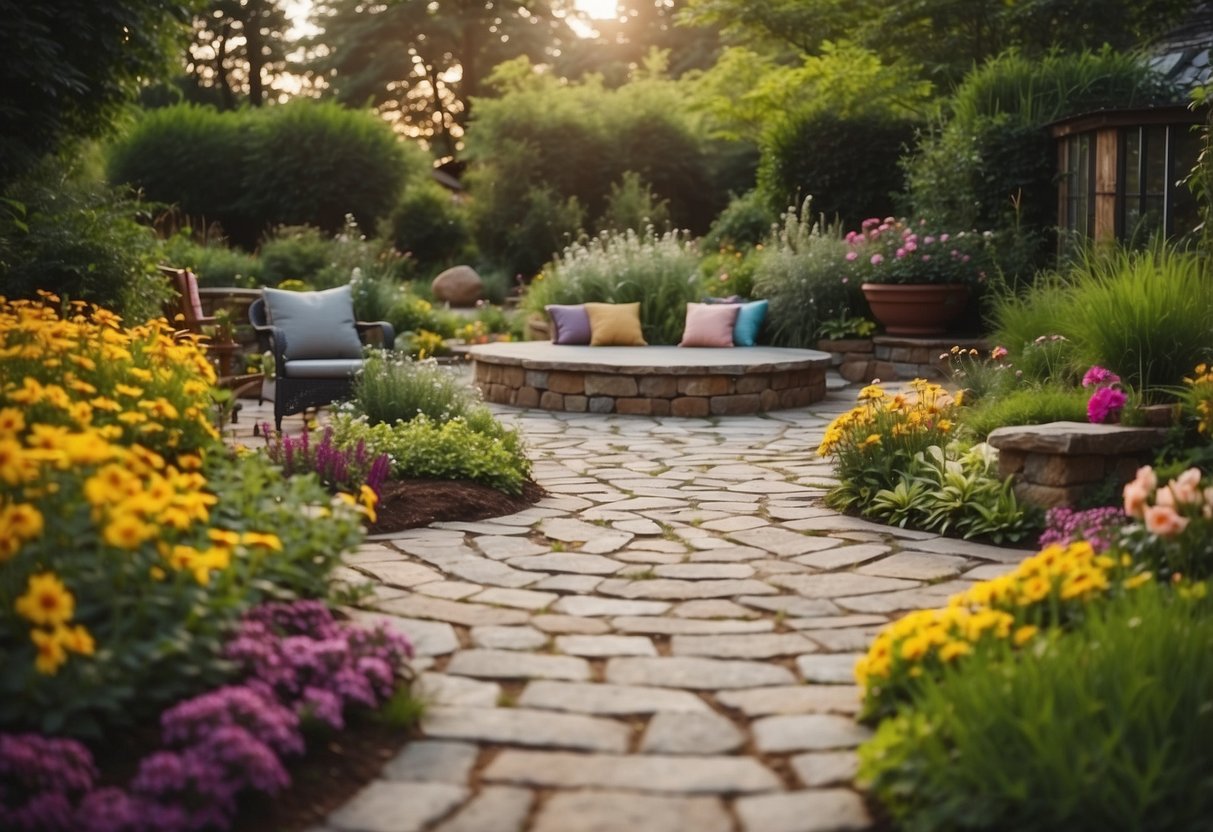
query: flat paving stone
[
  {"left": 445, "top": 560, "right": 543, "bottom": 589},
  {"left": 382, "top": 740, "right": 479, "bottom": 784},
  {"left": 735, "top": 789, "right": 871, "bottom": 832},
  {"left": 595, "top": 578, "right": 778, "bottom": 600},
  {"left": 422, "top": 706, "right": 630, "bottom": 752},
  {"left": 482, "top": 749, "right": 782, "bottom": 794},
  {"left": 672, "top": 599, "right": 761, "bottom": 619},
  {"left": 752, "top": 714, "right": 873, "bottom": 752},
  {"left": 606, "top": 656, "right": 797, "bottom": 689},
  {"left": 531, "top": 574, "right": 604, "bottom": 593},
  {"left": 652, "top": 563, "right": 756, "bottom": 580},
  {"left": 796, "top": 654, "right": 864, "bottom": 685},
  {"left": 530, "top": 614, "right": 612, "bottom": 635},
  {"left": 507, "top": 553, "right": 625, "bottom": 575},
  {"left": 717, "top": 685, "right": 861, "bottom": 717},
  {"left": 345, "top": 613, "right": 459, "bottom": 658},
  {"left": 476, "top": 536, "right": 550, "bottom": 560},
  {"left": 379, "top": 595, "right": 530, "bottom": 627},
  {"left": 517, "top": 680, "right": 711, "bottom": 715},
  {"left": 671, "top": 633, "right": 818, "bottom": 659},
  {"left": 446, "top": 649, "right": 591, "bottom": 681},
  {"left": 798, "top": 627, "right": 884, "bottom": 652},
  {"left": 470, "top": 625, "right": 549, "bottom": 651},
  {"left": 834, "top": 581, "right": 971, "bottom": 614},
  {"left": 414, "top": 673, "right": 500, "bottom": 708},
  {"left": 531, "top": 791, "right": 732, "bottom": 832},
  {"left": 905, "top": 536, "right": 1031, "bottom": 563},
  {"left": 555, "top": 634, "right": 657, "bottom": 656},
  {"left": 699, "top": 516, "right": 770, "bottom": 533},
  {"left": 540, "top": 518, "right": 634, "bottom": 553},
  {"left": 687, "top": 546, "right": 770, "bottom": 562},
  {"left": 467, "top": 587, "right": 558, "bottom": 610},
  {"left": 553, "top": 596, "right": 672, "bottom": 617},
  {"left": 612, "top": 518, "right": 664, "bottom": 535},
  {"left": 729, "top": 527, "right": 842, "bottom": 556},
  {"left": 432, "top": 787, "right": 532, "bottom": 832},
  {"left": 355, "top": 561, "right": 444, "bottom": 588},
  {"left": 414, "top": 581, "right": 483, "bottom": 600},
  {"left": 770, "top": 573, "right": 921, "bottom": 599},
  {"left": 328, "top": 781, "right": 469, "bottom": 832},
  {"left": 784, "top": 614, "right": 888, "bottom": 630},
  {"left": 791, "top": 751, "right": 861, "bottom": 787},
  {"left": 640, "top": 710, "right": 745, "bottom": 755},
  {"left": 856, "top": 552, "right": 967, "bottom": 581},
  {"left": 738, "top": 595, "right": 842, "bottom": 618},
  {"left": 793, "top": 544, "right": 891, "bottom": 571},
  {"left": 612, "top": 616, "right": 775, "bottom": 635}
]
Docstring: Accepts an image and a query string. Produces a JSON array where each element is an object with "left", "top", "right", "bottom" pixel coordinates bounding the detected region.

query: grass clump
[
  {"left": 959, "top": 385, "right": 1090, "bottom": 439},
  {"left": 348, "top": 351, "right": 480, "bottom": 426}
]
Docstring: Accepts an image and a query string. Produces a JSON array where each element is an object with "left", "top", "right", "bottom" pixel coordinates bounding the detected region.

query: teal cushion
[
  {"left": 263, "top": 285, "right": 364, "bottom": 360},
  {"left": 733, "top": 300, "right": 768, "bottom": 346}
]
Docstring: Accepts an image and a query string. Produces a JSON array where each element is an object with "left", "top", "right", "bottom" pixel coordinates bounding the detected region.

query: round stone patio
[
  {"left": 228, "top": 387, "right": 1031, "bottom": 832},
  {"left": 467, "top": 343, "right": 832, "bottom": 417}
]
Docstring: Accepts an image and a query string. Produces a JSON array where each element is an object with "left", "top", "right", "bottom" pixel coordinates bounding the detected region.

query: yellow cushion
[{"left": 585, "top": 302, "right": 647, "bottom": 346}]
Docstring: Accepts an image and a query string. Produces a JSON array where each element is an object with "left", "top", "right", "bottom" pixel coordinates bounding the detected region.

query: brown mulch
[{"left": 367, "top": 477, "right": 545, "bottom": 534}]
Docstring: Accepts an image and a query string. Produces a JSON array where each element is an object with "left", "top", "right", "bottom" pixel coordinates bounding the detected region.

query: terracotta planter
[{"left": 861, "top": 283, "right": 970, "bottom": 337}]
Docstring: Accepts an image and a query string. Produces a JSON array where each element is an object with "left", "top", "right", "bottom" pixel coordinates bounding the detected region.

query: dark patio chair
[{"left": 249, "top": 285, "right": 395, "bottom": 431}]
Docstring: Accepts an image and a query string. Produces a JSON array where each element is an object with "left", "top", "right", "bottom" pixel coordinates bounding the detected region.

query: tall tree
[
  {"left": 0, "top": 0, "right": 194, "bottom": 187},
  {"left": 186, "top": 0, "right": 291, "bottom": 108},
  {"left": 309, "top": 0, "right": 576, "bottom": 156}
]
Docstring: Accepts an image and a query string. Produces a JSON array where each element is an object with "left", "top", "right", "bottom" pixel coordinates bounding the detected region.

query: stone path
[{"left": 230, "top": 382, "right": 1028, "bottom": 832}]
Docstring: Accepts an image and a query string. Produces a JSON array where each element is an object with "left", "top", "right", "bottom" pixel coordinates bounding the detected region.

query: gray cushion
[
  {"left": 263, "top": 285, "right": 364, "bottom": 360},
  {"left": 283, "top": 359, "right": 365, "bottom": 378}
]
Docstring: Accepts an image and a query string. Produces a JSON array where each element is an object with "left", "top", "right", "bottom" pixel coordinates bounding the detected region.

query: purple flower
[
  {"left": 161, "top": 686, "right": 303, "bottom": 757},
  {"left": 1038, "top": 506, "right": 1128, "bottom": 552},
  {"left": 1082, "top": 365, "right": 1122, "bottom": 388},
  {"left": 1088, "top": 386, "right": 1127, "bottom": 424},
  {"left": 75, "top": 788, "right": 144, "bottom": 832}
]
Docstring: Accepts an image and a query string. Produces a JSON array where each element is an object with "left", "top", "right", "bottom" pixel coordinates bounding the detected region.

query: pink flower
[
  {"left": 845, "top": 251, "right": 858, "bottom": 262},
  {"left": 1081, "top": 365, "right": 1121, "bottom": 388},
  {"left": 1087, "top": 387, "right": 1126, "bottom": 423},
  {"left": 870, "top": 254, "right": 884, "bottom": 266},
  {"left": 991, "top": 345, "right": 1008, "bottom": 360},
  {"left": 921, "top": 254, "right": 931, "bottom": 262},
  {"left": 1170, "top": 468, "right": 1203, "bottom": 505},
  {"left": 895, "top": 247, "right": 907, "bottom": 258},
  {"left": 1123, "top": 481, "right": 1149, "bottom": 519},
  {"left": 940, "top": 234, "right": 950, "bottom": 242},
  {"left": 1133, "top": 465, "right": 1158, "bottom": 493},
  {"left": 1144, "top": 504, "right": 1189, "bottom": 537}
]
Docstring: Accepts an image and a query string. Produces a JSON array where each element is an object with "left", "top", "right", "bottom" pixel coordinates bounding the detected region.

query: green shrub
[
  {"left": 751, "top": 203, "right": 859, "bottom": 348},
  {"left": 386, "top": 181, "right": 473, "bottom": 276},
  {"left": 160, "top": 235, "right": 261, "bottom": 288},
  {"left": 702, "top": 189, "right": 778, "bottom": 251},
  {"left": 595, "top": 172, "right": 672, "bottom": 235},
  {"left": 347, "top": 351, "right": 483, "bottom": 426},
  {"left": 1, "top": 160, "right": 168, "bottom": 322},
  {"left": 699, "top": 246, "right": 762, "bottom": 300},
  {"left": 331, "top": 414, "right": 531, "bottom": 496},
  {"left": 959, "top": 385, "right": 1090, "bottom": 439},
  {"left": 521, "top": 228, "right": 702, "bottom": 345},
  {"left": 860, "top": 583, "right": 1213, "bottom": 831},
  {"left": 351, "top": 271, "right": 404, "bottom": 324},
  {"left": 259, "top": 225, "right": 334, "bottom": 286},
  {"left": 258, "top": 218, "right": 413, "bottom": 290},
  {"left": 386, "top": 291, "right": 457, "bottom": 338},
  {"left": 758, "top": 110, "right": 916, "bottom": 228}
]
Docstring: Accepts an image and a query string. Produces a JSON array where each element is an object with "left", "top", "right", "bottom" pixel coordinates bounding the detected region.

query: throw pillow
[
  {"left": 262, "top": 285, "right": 364, "bottom": 360},
  {"left": 585, "top": 302, "right": 647, "bottom": 346},
  {"left": 733, "top": 300, "right": 769, "bottom": 347},
  {"left": 679, "top": 303, "right": 739, "bottom": 348},
  {"left": 546, "top": 304, "right": 592, "bottom": 345}
]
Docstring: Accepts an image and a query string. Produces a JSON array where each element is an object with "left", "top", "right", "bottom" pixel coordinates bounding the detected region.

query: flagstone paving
[{"left": 230, "top": 381, "right": 1028, "bottom": 832}]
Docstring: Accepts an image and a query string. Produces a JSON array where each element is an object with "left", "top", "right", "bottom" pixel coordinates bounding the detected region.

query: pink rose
[
  {"left": 1133, "top": 466, "right": 1158, "bottom": 493},
  {"left": 1087, "top": 387, "right": 1126, "bottom": 424},
  {"left": 1123, "top": 481, "right": 1148, "bottom": 519},
  {"left": 870, "top": 254, "right": 884, "bottom": 266},
  {"left": 1082, "top": 365, "right": 1122, "bottom": 388},
  {"left": 1170, "top": 468, "right": 1202, "bottom": 505},
  {"left": 845, "top": 251, "right": 859, "bottom": 261},
  {"left": 1144, "top": 504, "right": 1189, "bottom": 538}
]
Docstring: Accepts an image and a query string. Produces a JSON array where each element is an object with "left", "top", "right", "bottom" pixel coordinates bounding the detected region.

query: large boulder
[{"left": 431, "top": 265, "right": 483, "bottom": 307}]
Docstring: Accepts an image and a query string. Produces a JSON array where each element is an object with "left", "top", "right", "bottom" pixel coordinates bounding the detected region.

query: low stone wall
[
  {"left": 468, "top": 343, "right": 831, "bottom": 416},
  {"left": 818, "top": 335, "right": 987, "bottom": 383},
  {"left": 987, "top": 421, "right": 1167, "bottom": 508}
]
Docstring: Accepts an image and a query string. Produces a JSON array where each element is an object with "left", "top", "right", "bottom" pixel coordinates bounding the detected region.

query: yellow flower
[
  {"left": 1012, "top": 625, "right": 1038, "bottom": 647},
  {"left": 1123, "top": 572, "right": 1153, "bottom": 590},
  {"left": 858, "top": 384, "right": 886, "bottom": 401},
  {"left": 0, "top": 407, "right": 25, "bottom": 435},
  {"left": 15, "top": 573, "right": 75, "bottom": 627},
  {"left": 207, "top": 528, "right": 241, "bottom": 548},
  {"left": 862, "top": 433, "right": 882, "bottom": 448},
  {"left": 241, "top": 531, "right": 283, "bottom": 551},
  {"left": 57, "top": 624, "right": 96, "bottom": 656},
  {"left": 102, "top": 512, "right": 158, "bottom": 549},
  {"left": 2, "top": 502, "right": 44, "bottom": 543},
  {"left": 359, "top": 484, "right": 379, "bottom": 523},
  {"left": 939, "top": 641, "right": 972, "bottom": 662},
  {"left": 31, "top": 628, "right": 68, "bottom": 675}
]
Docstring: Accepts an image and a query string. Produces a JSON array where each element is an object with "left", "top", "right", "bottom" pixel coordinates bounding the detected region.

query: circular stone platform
[{"left": 468, "top": 343, "right": 832, "bottom": 416}]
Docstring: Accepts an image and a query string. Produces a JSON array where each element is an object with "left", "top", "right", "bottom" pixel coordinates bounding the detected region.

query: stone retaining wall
[
  {"left": 818, "top": 336, "right": 987, "bottom": 383},
  {"left": 475, "top": 363, "right": 825, "bottom": 416}
]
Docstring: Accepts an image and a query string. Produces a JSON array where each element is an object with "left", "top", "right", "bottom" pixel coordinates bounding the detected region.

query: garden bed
[{"left": 367, "top": 478, "right": 544, "bottom": 534}]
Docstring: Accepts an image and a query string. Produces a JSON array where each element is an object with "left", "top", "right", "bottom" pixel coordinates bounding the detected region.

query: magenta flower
[
  {"left": 845, "top": 251, "right": 858, "bottom": 261},
  {"left": 870, "top": 253, "right": 884, "bottom": 266},
  {"left": 1088, "top": 387, "right": 1127, "bottom": 423},
  {"left": 1081, "top": 365, "right": 1121, "bottom": 388}
]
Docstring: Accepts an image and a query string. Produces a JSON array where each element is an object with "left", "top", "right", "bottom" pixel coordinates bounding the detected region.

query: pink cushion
[{"left": 679, "top": 303, "right": 739, "bottom": 348}]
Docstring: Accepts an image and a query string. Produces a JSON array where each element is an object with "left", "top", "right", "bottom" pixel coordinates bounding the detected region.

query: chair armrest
[
  {"left": 250, "top": 321, "right": 289, "bottom": 375},
  {"left": 356, "top": 321, "right": 396, "bottom": 350}
]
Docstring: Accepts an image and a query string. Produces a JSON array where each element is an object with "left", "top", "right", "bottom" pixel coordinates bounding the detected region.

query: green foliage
[
  {"left": 860, "top": 583, "right": 1213, "bottom": 831},
  {"left": 350, "top": 271, "right": 404, "bottom": 325},
  {"left": 750, "top": 203, "right": 859, "bottom": 348},
  {"left": 108, "top": 101, "right": 415, "bottom": 248},
  {"left": 699, "top": 246, "right": 762, "bottom": 300},
  {"left": 959, "top": 386, "right": 1090, "bottom": 439},
  {"left": 0, "top": 0, "right": 193, "bottom": 187},
  {"left": 596, "top": 172, "right": 672, "bottom": 236},
  {"left": 522, "top": 228, "right": 702, "bottom": 345},
  {"left": 385, "top": 291, "right": 458, "bottom": 339},
  {"left": 161, "top": 234, "right": 262, "bottom": 288},
  {"left": 259, "top": 218, "right": 413, "bottom": 290},
  {"left": 386, "top": 182, "right": 473, "bottom": 277},
  {"left": 0, "top": 160, "right": 169, "bottom": 322},
  {"left": 331, "top": 414, "right": 531, "bottom": 496},
  {"left": 703, "top": 189, "right": 777, "bottom": 251},
  {"left": 348, "top": 351, "right": 484, "bottom": 427}
]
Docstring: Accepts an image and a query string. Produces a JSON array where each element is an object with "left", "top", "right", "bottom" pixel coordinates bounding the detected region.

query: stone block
[
  {"left": 873, "top": 344, "right": 892, "bottom": 361},
  {"left": 540, "top": 391, "right": 565, "bottom": 410},
  {"left": 589, "top": 397, "right": 615, "bottom": 414},
  {"left": 889, "top": 347, "right": 913, "bottom": 363},
  {"left": 1024, "top": 453, "right": 1106, "bottom": 486},
  {"left": 892, "top": 362, "right": 920, "bottom": 379},
  {"left": 525, "top": 370, "right": 549, "bottom": 389},
  {"left": 780, "top": 388, "right": 812, "bottom": 408},
  {"left": 617, "top": 398, "right": 654, "bottom": 416},
  {"left": 502, "top": 365, "right": 525, "bottom": 387},
  {"left": 771, "top": 372, "right": 794, "bottom": 390},
  {"left": 564, "top": 395, "right": 588, "bottom": 413},
  {"left": 735, "top": 375, "right": 771, "bottom": 394},
  {"left": 871, "top": 361, "right": 897, "bottom": 381},
  {"left": 515, "top": 387, "right": 540, "bottom": 408},
  {"left": 671, "top": 397, "right": 710, "bottom": 418},
  {"left": 759, "top": 389, "right": 780, "bottom": 411},
  {"left": 586, "top": 374, "right": 638, "bottom": 397},
  {"left": 988, "top": 422, "right": 1167, "bottom": 455},
  {"left": 548, "top": 371, "right": 585, "bottom": 394},
  {"left": 478, "top": 364, "right": 499, "bottom": 384},
  {"left": 640, "top": 376, "right": 678, "bottom": 398},
  {"left": 817, "top": 338, "right": 873, "bottom": 354},
  {"left": 650, "top": 399, "right": 671, "bottom": 417},
  {"left": 838, "top": 361, "right": 871, "bottom": 383},
  {"left": 1013, "top": 481, "right": 1087, "bottom": 509},
  {"left": 997, "top": 448, "right": 1027, "bottom": 477},
  {"left": 679, "top": 376, "right": 730, "bottom": 396},
  {"left": 710, "top": 394, "right": 761, "bottom": 415}
]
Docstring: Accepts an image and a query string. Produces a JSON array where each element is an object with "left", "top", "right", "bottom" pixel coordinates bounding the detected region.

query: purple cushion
[{"left": 546, "top": 304, "right": 592, "bottom": 345}]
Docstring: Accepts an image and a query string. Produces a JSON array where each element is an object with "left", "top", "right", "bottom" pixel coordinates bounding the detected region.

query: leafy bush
[
  {"left": 860, "top": 581, "right": 1213, "bottom": 831},
  {"left": 346, "top": 352, "right": 484, "bottom": 427},
  {"left": 958, "top": 385, "right": 1089, "bottom": 439},
  {"left": 595, "top": 172, "right": 672, "bottom": 235},
  {"left": 259, "top": 218, "right": 413, "bottom": 290},
  {"left": 331, "top": 415, "right": 531, "bottom": 496},
  {"left": 1, "top": 162, "right": 169, "bottom": 322},
  {"left": 351, "top": 271, "right": 404, "bottom": 325},
  {"left": 702, "top": 189, "right": 778, "bottom": 251},
  {"left": 385, "top": 291, "right": 457, "bottom": 338},
  {"left": 522, "top": 228, "right": 702, "bottom": 345},
  {"left": 699, "top": 246, "right": 762, "bottom": 300},
  {"left": 758, "top": 110, "right": 916, "bottom": 229},
  {"left": 160, "top": 235, "right": 261, "bottom": 288},
  {"left": 386, "top": 181, "right": 473, "bottom": 277},
  {"left": 108, "top": 101, "right": 415, "bottom": 248},
  {"left": 750, "top": 203, "right": 859, "bottom": 348}
]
